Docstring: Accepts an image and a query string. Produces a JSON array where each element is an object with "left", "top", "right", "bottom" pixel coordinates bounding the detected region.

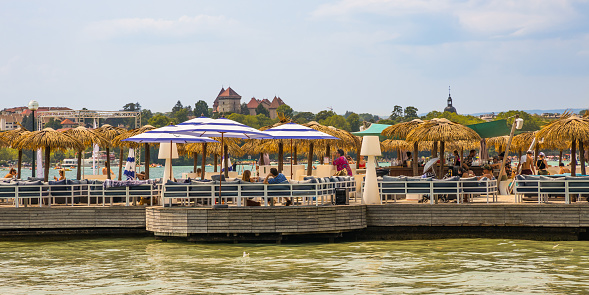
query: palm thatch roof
[
  {"left": 536, "top": 112, "right": 589, "bottom": 145},
  {"left": 487, "top": 136, "right": 510, "bottom": 152},
  {"left": 303, "top": 121, "right": 361, "bottom": 150},
  {"left": 64, "top": 126, "right": 108, "bottom": 149},
  {"left": 14, "top": 128, "right": 82, "bottom": 151},
  {"left": 179, "top": 138, "right": 244, "bottom": 157},
  {"left": 406, "top": 118, "right": 481, "bottom": 143},
  {"left": 95, "top": 124, "right": 127, "bottom": 147},
  {"left": 381, "top": 119, "right": 425, "bottom": 139},
  {"left": 381, "top": 139, "right": 478, "bottom": 153},
  {"left": 112, "top": 125, "right": 155, "bottom": 148},
  {"left": 0, "top": 128, "right": 30, "bottom": 148}
]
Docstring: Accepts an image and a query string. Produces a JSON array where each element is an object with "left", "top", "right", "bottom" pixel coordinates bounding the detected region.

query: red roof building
[{"left": 213, "top": 87, "right": 241, "bottom": 113}]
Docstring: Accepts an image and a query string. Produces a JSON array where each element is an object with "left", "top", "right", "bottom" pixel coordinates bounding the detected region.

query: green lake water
[{"left": 1, "top": 238, "right": 588, "bottom": 294}]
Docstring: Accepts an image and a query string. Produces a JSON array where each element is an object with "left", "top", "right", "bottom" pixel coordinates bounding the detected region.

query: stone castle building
[{"left": 212, "top": 87, "right": 286, "bottom": 119}]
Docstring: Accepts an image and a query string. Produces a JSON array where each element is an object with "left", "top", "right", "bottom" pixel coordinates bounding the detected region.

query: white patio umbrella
[
  {"left": 122, "top": 131, "right": 217, "bottom": 182},
  {"left": 262, "top": 122, "right": 339, "bottom": 179},
  {"left": 173, "top": 117, "right": 271, "bottom": 208}
]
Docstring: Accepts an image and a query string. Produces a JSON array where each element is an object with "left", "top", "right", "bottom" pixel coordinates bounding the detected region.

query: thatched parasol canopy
[
  {"left": 535, "top": 113, "right": 589, "bottom": 175},
  {"left": 381, "top": 119, "right": 424, "bottom": 139},
  {"left": 14, "top": 128, "right": 82, "bottom": 181},
  {"left": 487, "top": 136, "right": 510, "bottom": 152},
  {"left": 0, "top": 128, "right": 31, "bottom": 178},
  {"left": 406, "top": 118, "right": 481, "bottom": 177},
  {"left": 65, "top": 126, "right": 109, "bottom": 179}
]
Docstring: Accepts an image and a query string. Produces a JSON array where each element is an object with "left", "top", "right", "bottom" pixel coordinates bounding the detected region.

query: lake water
[{"left": 0, "top": 238, "right": 588, "bottom": 294}]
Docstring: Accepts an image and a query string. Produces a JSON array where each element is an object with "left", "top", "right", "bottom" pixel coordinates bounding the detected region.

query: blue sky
[{"left": 1, "top": 0, "right": 589, "bottom": 116}]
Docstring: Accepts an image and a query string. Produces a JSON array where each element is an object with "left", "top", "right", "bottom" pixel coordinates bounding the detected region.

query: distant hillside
[{"left": 467, "top": 108, "right": 585, "bottom": 116}]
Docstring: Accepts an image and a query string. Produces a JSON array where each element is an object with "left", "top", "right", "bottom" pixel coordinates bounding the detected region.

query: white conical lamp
[{"left": 361, "top": 136, "right": 382, "bottom": 204}]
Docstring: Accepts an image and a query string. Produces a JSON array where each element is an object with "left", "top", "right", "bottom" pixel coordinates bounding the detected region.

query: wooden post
[
  {"left": 534, "top": 144, "right": 540, "bottom": 173},
  {"left": 498, "top": 116, "right": 518, "bottom": 185},
  {"left": 259, "top": 152, "right": 265, "bottom": 165},
  {"left": 214, "top": 154, "right": 218, "bottom": 172},
  {"left": 432, "top": 141, "right": 438, "bottom": 158},
  {"left": 559, "top": 150, "right": 563, "bottom": 166},
  {"left": 77, "top": 150, "right": 82, "bottom": 180},
  {"left": 44, "top": 147, "right": 50, "bottom": 182},
  {"left": 397, "top": 148, "right": 401, "bottom": 163},
  {"left": 278, "top": 142, "right": 284, "bottom": 173},
  {"left": 571, "top": 139, "right": 577, "bottom": 176},
  {"left": 193, "top": 152, "right": 198, "bottom": 174},
  {"left": 201, "top": 143, "right": 207, "bottom": 180},
  {"left": 413, "top": 142, "right": 419, "bottom": 176},
  {"left": 105, "top": 147, "right": 111, "bottom": 180},
  {"left": 293, "top": 145, "right": 298, "bottom": 165},
  {"left": 356, "top": 141, "right": 362, "bottom": 165},
  {"left": 307, "top": 142, "right": 314, "bottom": 176},
  {"left": 438, "top": 141, "right": 445, "bottom": 179},
  {"left": 223, "top": 144, "right": 229, "bottom": 178},
  {"left": 518, "top": 149, "right": 522, "bottom": 173},
  {"left": 144, "top": 143, "right": 150, "bottom": 179},
  {"left": 17, "top": 150, "right": 22, "bottom": 179},
  {"left": 118, "top": 148, "right": 124, "bottom": 181},
  {"left": 580, "top": 141, "right": 586, "bottom": 176}
]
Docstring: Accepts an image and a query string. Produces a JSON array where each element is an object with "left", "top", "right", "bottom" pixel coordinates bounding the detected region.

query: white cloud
[
  {"left": 85, "top": 15, "right": 238, "bottom": 40},
  {"left": 312, "top": 0, "right": 583, "bottom": 37}
]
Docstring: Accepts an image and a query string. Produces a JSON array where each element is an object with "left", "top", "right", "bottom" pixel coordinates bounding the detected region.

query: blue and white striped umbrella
[
  {"left": 121, "top": 131, "right": 218, "bottom": 143},
  {"left": 123, "top": 148, "right": 136, "bottom": 180},
  {"left": 176, "top": 117, "right": 271, "bottom": 139},
  {"left": 262, "top": 122, "right": 339, "bottom": 140}
]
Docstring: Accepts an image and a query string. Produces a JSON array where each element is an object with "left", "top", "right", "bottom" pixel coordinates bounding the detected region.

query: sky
[{"left": 1, "top": 0, "right": 589, "bottom": 117}]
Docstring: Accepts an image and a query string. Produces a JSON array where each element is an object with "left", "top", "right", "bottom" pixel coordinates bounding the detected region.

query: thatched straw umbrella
[
  {"left": 536, "top": 113, "right": 589, "bottom": 176},
  {"left": 406, "top": 118, "right": 481, "bottom": 178},
  {"left": 64, "top": 127, "right": 108, "bottom": 180},
  {"left": 112, "top": 125, "right": 155, "bottom": 179},
  {"left": 95, "top": 124, "right": 127, "bottom": 180},
  {"left": 487, "top": 136, "right": 510, "bottom": 154},
  {"left": 381, "top": 119, "right": 425, "bottom": 175},
  {"left": 14, "top": 128, "right": 82, "bottom": 182},
  {"left": 301, "top": 121, "right": 360, "bottom": 175},
  {"left": 0, "top": 128, "right": 30, "bottom": 179}
]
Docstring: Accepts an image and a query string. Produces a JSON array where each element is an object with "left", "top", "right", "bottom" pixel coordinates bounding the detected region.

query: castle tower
[{"left": 444, "top": 86, "right": 457, "bottom": 113}]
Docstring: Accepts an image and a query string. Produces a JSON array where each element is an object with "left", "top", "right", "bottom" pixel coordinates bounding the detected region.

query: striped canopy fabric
[
  {"left": 263, "top": 122, "right": 339, "bottom": 140},
  {"left": 123, "top": 148, "right": 136, "bottom": 180},
  {"left": 121, "top": 131, "right": 218, "bottom": 143},
  {"left": 176, "top": 117, "right": 271, "bottom": 139}
]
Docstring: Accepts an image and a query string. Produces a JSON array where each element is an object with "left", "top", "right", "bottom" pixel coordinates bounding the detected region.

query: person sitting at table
[
  {"left": 358, "top": 156, "right": 366, "bottom": 169},
  {"left": 462, "top": 150, "right": 476, "bottom": 170},
  {"left": 101, "top": 165, "right": 115, "bottom": 178},
  {"left": 53, "top": 168, "right": 66, "bottom": 181},
  {"left": 403, "top": 152, "right": 412, "bottom": 168},
  {"left": 242, "top": 170, "right": 258, "bottom": 182},
  {"left": 491, "top": 152, "right": 512, "bottom": 180},
  {"left": 346, "top": 155, "right": 356, "bottom": 165},
  {"left": 264, "top": 168, "right": 289, "bottom": 206},
  {"left": 559, "top": 163, "right": 571, "bottom": 174},
  {"left": 4, "top": 168, "right": 17, "bottom": 179},
  {"left": 478, "top": 164, "right": 495, "bottom": 180},
  {"left": 332, "top": 149, "right": 352, "bottom": 176},
  {"left": 453, "top": 150, "right": 461, "bottom": 167}
]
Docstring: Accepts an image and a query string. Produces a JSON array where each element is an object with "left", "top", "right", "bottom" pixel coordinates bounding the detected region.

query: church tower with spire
[{"left": 444, "top": 86, "right": 457, "bottom": 113}]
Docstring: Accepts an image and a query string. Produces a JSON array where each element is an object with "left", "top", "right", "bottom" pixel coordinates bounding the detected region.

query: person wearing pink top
[{"left": 332, "top": 149, "right": 353, "bottom": 176}]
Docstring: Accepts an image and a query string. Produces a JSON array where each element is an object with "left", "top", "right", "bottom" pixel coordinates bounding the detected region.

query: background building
[{"left": 213, "top": 87, "right": 241, "bottom": 113}]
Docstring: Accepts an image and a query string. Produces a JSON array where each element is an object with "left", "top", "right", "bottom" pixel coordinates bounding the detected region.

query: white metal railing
[
  {"left": 160, "top": 179, "right": 357, "bottom": 207},
  {"left": 377, "top": 178, "right": 498, "bottom": 204},
  {"left": 513, "top": 177, "right": 589, "bottom": 204}
]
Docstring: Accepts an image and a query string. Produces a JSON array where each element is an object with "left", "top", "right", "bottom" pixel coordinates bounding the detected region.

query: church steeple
[{"left": 444, "top": 86, "right": 457, "bottom": 113}]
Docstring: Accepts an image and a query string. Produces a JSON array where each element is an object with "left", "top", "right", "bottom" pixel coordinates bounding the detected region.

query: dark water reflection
[{"left": 0, "top": 238, "right": 588, "bottom": 294}]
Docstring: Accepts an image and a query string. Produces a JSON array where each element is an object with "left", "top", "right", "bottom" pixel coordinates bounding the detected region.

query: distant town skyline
[{"left": 1, "top": 1, "right": 588, "bottom": 115}]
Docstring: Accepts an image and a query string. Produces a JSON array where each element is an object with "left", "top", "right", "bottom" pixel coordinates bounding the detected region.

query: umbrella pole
[
  {"left": 44, "top": 146, "right": 50, "bottom": 182},
  {"left": 144, "top": 143, "right": 150, "bottom": 179},
  {"left": 438, "top": 142, "right": 445, "bottom": 179},
  {"left": 216, "top": 133, "right": 225, "bottom": 208},
  {"left": 193, "top": 152, "right": 198, "bottom": 174},
  {"left": 580, "top": 141, "right": 586, "bottom": 176},
  {"left": 201, "top": 143, "right": 207, "bottom": 180},
  {"left": 307, "top": 142, "right": 314, "bottom": 176},
  {"left": 77, "top": 150, "right": 82, "bottom": 180},
  {"left": 106, "top": 147, "right": 111, "bottom": 180},
  {"left": 559, "top": 150, "right": 563, "bottom": 166},
  {"left": 17, "top": 149, "right": 22, "bottom": 179},
  {"left": 278, "top": 141, "right": 284, "bottom": 173},
  {"left": 169, "top": 140, "right": 173, "bottom": 182},
  {"left": 325, "top": 144, "right": 331, "bottom": 163},
  {"left": 118, "top": 148, "right": 124, "bottom": 181},
  {"left": 433, "top": 141, "right": 438, "bottom": 158},
  {"left": 290, "top": 139, "right": 293, "bottom": 180},
  {"left": 224, "top": 144, "right": 229, "bottom": 178},
  {"left": 294, "top": 144, "right": 298, "bottom": 165},
  {"left": 413, "top": 142, "right": 418, "bottom": 176},
  {"left": 571, "top": 138, "right": 577, "bottom": 176},
  {"left": 214, "top": 154, "right": 218, "bottom": 172}
]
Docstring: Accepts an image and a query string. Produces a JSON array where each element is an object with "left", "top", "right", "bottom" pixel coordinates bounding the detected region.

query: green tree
[
  {"left": 174, "top": 108, "right": 189, "bottom": 123},
  {"left": 194, "top": 100, "right": 210, "bottom": 117},
  {"left": 494, "top": 110, "right": 546, "bottom": 131},
  {"left": 315, "top": 110, "right": 336, "bottom": 122},
  {"left": 358, "top": 113, "right": 377, "bottom": 122},
  {"left": 276, "top": 104, "right": 294, "bottom": 119},
  {"left": 171, "top": 101, "right": 183, "bottom": 115},
  {"left": 141, "top": 109, "right": 153, "bottom": 126},
  {"left": 422, "top": 111, "right": 484, "bottom": 125},
  {"left": 123, "top": 102, "right": 141, "bottom": 111},
  {"left": 148, "top": 113, "right": 172, "bottom": 128},
  {"left": 44, "top": 118, "right": 62, "bottom": 129},
  {"left": 240, "top": 103, "right": 250, "bottom": 115},
  {"left": 389, "top": 105, "right": 403, "bottom": 120},
  {"left": 404, "top": 106, "right": 419, "bottom": 120},
  {"left": 346, "top": 113, "right": 361, "bottom": 132},
  {"left": 320, "top": 115, "right": 350, "bottom": 131},
  {"left": 255, "top": 104, "right": 270, "bottom": 118},
  {"left": 21, "top": 114, "right": 34, "bottom": 131},
  {"left": 293, "top": 112, "right": 314, "bottom": 124}
]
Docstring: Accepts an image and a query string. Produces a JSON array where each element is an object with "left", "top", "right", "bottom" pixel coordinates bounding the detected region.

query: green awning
[
  {"left": 466, "top": 119, "right": 512, "bottom": 138},
  {"left": 352, "top": 123, "right": 391, "bottom": 139}
]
